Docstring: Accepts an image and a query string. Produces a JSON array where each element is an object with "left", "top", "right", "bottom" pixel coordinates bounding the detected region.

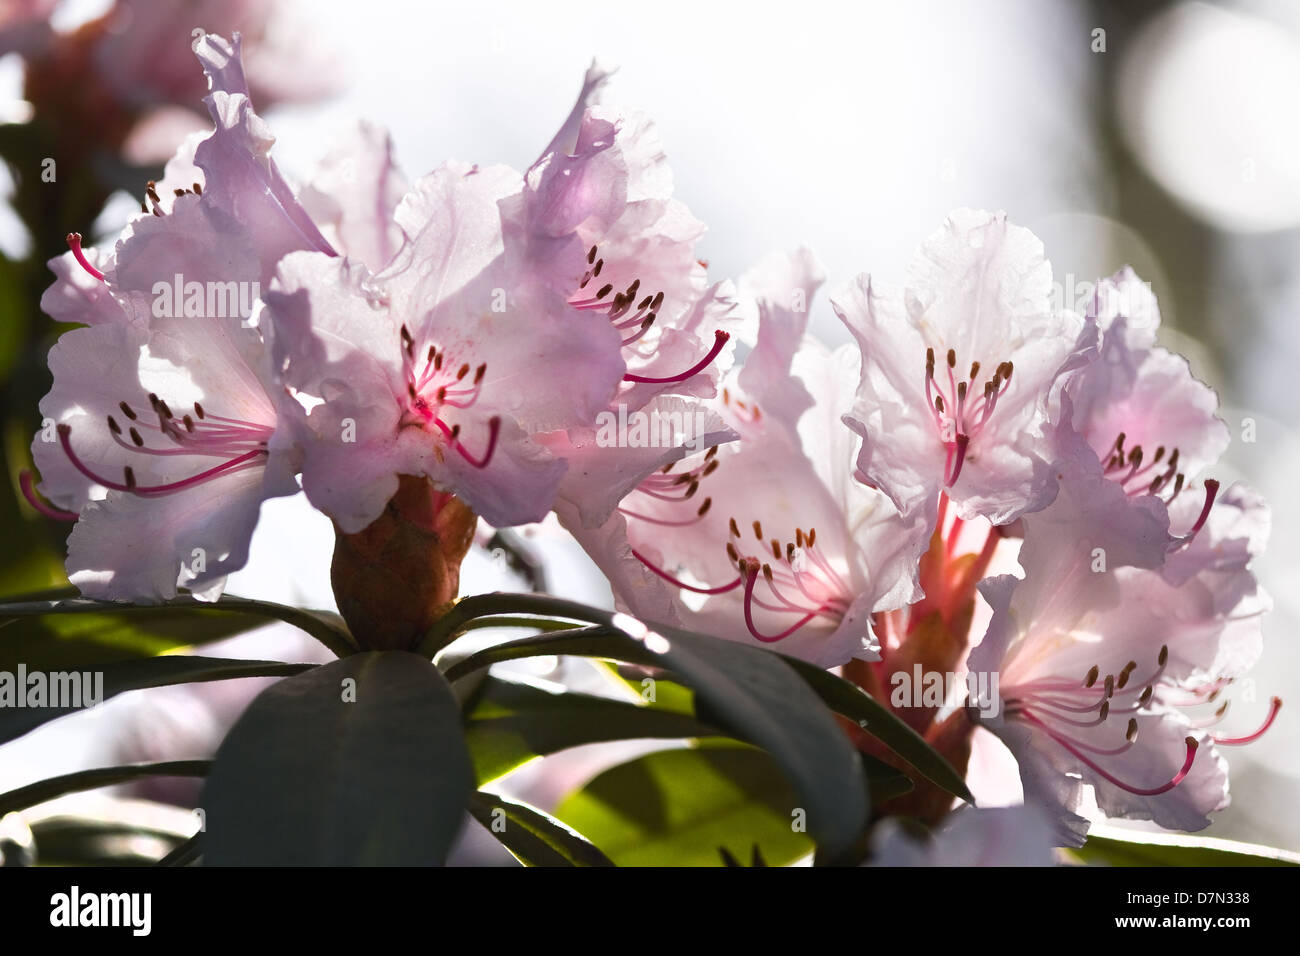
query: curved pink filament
[
  {"left": 631, "top": 549, "right": 742, "bottom": 594},
  {"left": 641, "top": 468, "right": 708, "bottom": 490},
  {"left": 1009, "top": 700, "right": 1110, "bottom": 728},
  {"left": 1179, "top": 479, "right": 1220, "bottom": 543},
  {"left": 633, "top": 484, "right": 697, "bottom": 504},
  {"left": 620, "top": 324, "right": 655, "bottom": 348},
  {"left": 19, "top": 470, "right": 78, "bottom": 522},
  {"left": 110, "top": 429, "right": 257, "bottom": 459},
  {"left": 1012, "top": 691, "right": 1111, "bottom": 714},
  {"left": 435, "top": 416, "right": 501, "bottom": 469},
  {"left": 1020, "top": 710, "right": 1198, "bottom": 796},
  {"left": 1158, "top": 677, "right": 1233, "bottom": 707},
  {"left": 66, "top": 233, "right": 105, "bottom": 282},
  {"left": 1213, "top": 697, "right": 1281, "bottom": 746},
  {"left": 755, "top": 569, "right": 821, "bottom": 615},
  {"left": 58, "top": 425, "right": 263, "bottom": 495},
  {"left": 618, "top": 507, "right": 706, "bottom": 528},
  {"left": 804, "top": 548, "right": 851, "bottom": 597},
  {"left": 943, "top": 434, "right": 970, "bottom": 487},
  {"left": 741, "top": 564, "right": 820, "bottom": 643},
  {"left": 624, "top": 330, "right": 729, "bottom": 384},
  {"left": 787, "top": 564, "right": 835, "bottom": 611}
]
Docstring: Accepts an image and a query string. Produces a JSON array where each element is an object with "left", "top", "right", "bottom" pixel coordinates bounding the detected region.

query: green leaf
[
  {"left": 555, "top": 743, "right": 816, "bottom": 867},
  {"left": 0, "top": 656, "right": 313, "bottom": 745},
  {"left": 467, "top": 791, "right": 614, "bottom": 867},
  {"left": 444, "top": 618, "right": 868, "bottom": 858},
  {"left": 200, "top": 651, "right": 473, "bottom": 865},
  {"left": 862, "top": 755, "right": 915, "bottom": 804},
  {"left": 1072, "top": 829, "right": 1300, "bottom": 867},
  {"left": 0, "top": 760, "right": 210, "bottom": 815},
  {"left": 595, "top": 660, "right": 696, "bottom": 715},
  {"left": 778, "top": 656, "right": 974, "bottom": 803},
  {"left": 465, "top": 676, "right": 721, "bottom": 786},
  {"left": 0, "top": 592, "right": 356, "bottom": 664},
  {"left": 441, "top": 627, "right": 646, "bottom": 682},
  {"left": 1, "top": 604, "right": 288, "bottom": 670}
]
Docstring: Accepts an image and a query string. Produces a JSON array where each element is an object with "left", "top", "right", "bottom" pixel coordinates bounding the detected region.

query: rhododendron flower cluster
[{"left": 25, "top": 31, "right": 1277, "bottom": 850}]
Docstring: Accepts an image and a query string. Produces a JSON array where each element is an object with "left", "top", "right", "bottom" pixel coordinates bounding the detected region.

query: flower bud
[{"left": 330, "top": 476, "right": 477, "bottom": 651}]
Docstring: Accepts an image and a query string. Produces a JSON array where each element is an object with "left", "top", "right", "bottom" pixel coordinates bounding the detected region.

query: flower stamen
[
  {"left": 923, "top": 347, "right": 1012, "bottom": 486},
  {"left": 1213, "top": 696, "right": 1281, "bottom": 746},
  {"left": 624, "top": 329, "right": 730, "bottom": 385},
  {"left": 66, "top": 233, "right": 105, "bottom": 282}
]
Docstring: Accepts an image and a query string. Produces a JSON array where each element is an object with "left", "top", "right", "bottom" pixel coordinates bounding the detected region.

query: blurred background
[{"left": 0, "top": 0, "right": 1296, "bottom": 860}]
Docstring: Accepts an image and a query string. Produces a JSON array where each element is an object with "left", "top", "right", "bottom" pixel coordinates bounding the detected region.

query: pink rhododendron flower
[
  {"left": 513, "top": 65, "right": 736, "bottom": 408},
  {"left": 967, "top": 468, "right": 1275, "bottom": 845},
  {"left": 542, "top": 394, "right": 738, "bottom": 533},
  {"left": 184, "top": 33, "right": 336, "bottom": 270},
  {"left": 4, "top": 6, "right": 1283, "bottom": 868},
  {"left": 1051, "top": 267, "right": 1228, "bottom": 541},
  {"left": 32, "top": 315, "right": 300, "bottom": 601},
  {"left": 266, "top": 65, "right": 741, "bottom": 536},
  {"left": 263, "top": 160, "right": 627, "bottom": 533},
  {"left": 572, "top": 250, "right": 929, "bottom": 668},
  {"left": 540, "top": 390, "right": 740, "bottom": 631},
  {"left": 298, "top": 120, "right": 410, "bottom": 272},
  {"left": 40, "top": 133, "right": 205, "bottom": 326},
  {"left": 41, "top": 32, "right": 336, "bottom": 329},
  {"left": 27, "top": 32, "right": 333, "bottom": 600},
  {"left": 833, "top": 209, "right": 1096, "bottom": 534}
]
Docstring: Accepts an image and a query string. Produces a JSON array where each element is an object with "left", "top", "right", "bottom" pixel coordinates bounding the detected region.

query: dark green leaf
[
  {"left": 0, "top": 656, "right": 312, "bottom": 745},
  {"left": 862, "top": 755, "right": 915, "bottom": 804},
  {"left": 779, "top": 656, "right": 974, "bottom": 803},
  {"left": 0, "top": 760, "right": 210, "bottom": 815},
  {"left": 467, "top": 791, "right": 614, "bottom": 867},
  {"left": 445, "top": 621, "right": 868, "bottom": 858},
  {"left": 200, "top": 651, "right": 473, "bottom": 865},
  {"left": 441, "top": 626, "right": 650, "bottom": 682},
  {"left": 0, "top": 592, "right": 356, "bottom": 665}
]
